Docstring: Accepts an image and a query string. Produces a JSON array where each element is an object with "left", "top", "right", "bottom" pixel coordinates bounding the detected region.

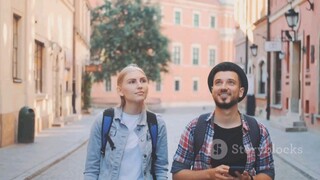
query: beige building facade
[
  {"left": 234, "top": 0, "right": 269, "bottom": 117},
  {"left": 0, "top": 0, "right": 91, "bottom": 147},
  {"left": 91, "top": 0, "right": 235, "bottom": 108}
]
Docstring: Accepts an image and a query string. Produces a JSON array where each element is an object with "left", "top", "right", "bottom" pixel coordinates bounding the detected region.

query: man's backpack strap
[
  {"left": 193, "top": 113, "right": 261, "bottom": 170},
  {"left": 101, "top": 108, "right": 115, "bottom": 156},
  {"left": 193, "top": 113, "right": 211, "bottom": 161},
  {"left": 243, "top": 114, "right": 261, "bottom": 170},
  {"left": 146, "top": 111, "right": 158, "bottom": 180}
]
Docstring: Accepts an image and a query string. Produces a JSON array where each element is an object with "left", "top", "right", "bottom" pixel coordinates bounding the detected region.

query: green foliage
[
  {"left": 82, "top": 72, "right": 92, "bottom": 110},
  {"left": 91, "top": 0, "right": 170, "bottom": 82}
]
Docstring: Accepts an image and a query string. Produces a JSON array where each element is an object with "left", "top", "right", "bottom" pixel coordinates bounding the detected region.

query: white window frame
[
  {"left": 193, "top": 12, "right": 200, "bottom": 27},
  {"left": 208, "top": 47, "right": 216, "bottom": 66},
  {"left": 172, "top": 44, "right": 182, "bottom": 65},
  {"left": 174, "top": 9, "right": 182, "bottom": 25},
  {"left": 12, "top": 13, "right": 22, "bottom": 83},
  {"left": 191, "top": 45, "right": 201, "bottom": 65},
  {"left": 174, "top": 78, "right": 181, "bottom": 92},
  {"left": 210, "top": 15, "right": 216, "bottom": 28},
  {"left": 105, "top": 77, "right": 112, "bottom": 91},
  {"left": 34, "top": 40, "right": 44, "bottom": 94},
  {"left": 192, "top": 78, "right": 199, "bottom": 92},
  {"left": 156, "top": 79, "right": 162, "bottom": 92}
]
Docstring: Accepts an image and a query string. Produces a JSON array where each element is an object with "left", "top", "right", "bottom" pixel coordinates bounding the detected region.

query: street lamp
[
  {"left": 250, "top": 44, "right": 258, "bottom": 57},
  {"left": 279, "top": 51, "right": 285, "bottom": 59},
  {"left": 281, "top": 8, "right": 299, "bottom": 42},
  {"left": 285, "top": 8, "right": 299, "bottom": 29}
]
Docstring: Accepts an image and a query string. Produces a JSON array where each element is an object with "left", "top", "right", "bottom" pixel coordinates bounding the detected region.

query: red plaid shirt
[{"left": 172, "top": 113, "right": 274, "bottom": 176}]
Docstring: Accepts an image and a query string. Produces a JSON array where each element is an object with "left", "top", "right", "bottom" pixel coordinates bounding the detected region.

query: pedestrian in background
[
  {"left": 171, "top": 62, "right": 274, "bottom": 180},
  {"left": 84, "top": 64, "right": 168, "bottom": 180},
  {"left": 246, "top": 74, "right": 256, "bottom": 116}
]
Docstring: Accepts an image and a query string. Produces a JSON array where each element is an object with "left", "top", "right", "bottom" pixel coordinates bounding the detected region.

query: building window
[
  {"left": 174, "top": 11, "right": 181, "bottom": 25},
  {"left": 159, "top": 6, "right": 164, "bottom": 23},
  {"left": 105, "top": 77, "right": 111, "bottom": 91},
  {"left": 259, "top": 61, "right": 266, "bottom": 94},
  {"left": 173, "top": 46, "right": 181, "bottom": 64},
  {"left": 13, "top": 14, "right": 22, "bottom": 82},
  {"left": 305, "top": 100, "right": 309, "bottom": 114},
  {"left": 209, "top": 49, "right": 216, "bottom": 66},
  {"left": 66, "top": 81, "right": 69, "bottom": 91},
  {"left": 274, "top": 55, "right": 282, "bottom": 104},
  {"left": 156, "top": 79, "right": 161, "bottom": 92},
  {"left": 192, "top": 47, "right": 199, "bottom": 65},
  {"left": 193, "top": 13, "right": 199, "bottom": 27},
  {"left": 306, "top": 35, "right": 310, "bottom": 70},
  {"left": 193, "top": 80, "right": 198, "bottom": 92},
  {"left": 174, "top": 79, "right": 180, "bottom": 91},
  {"left": 34, "top": 40, "right": 44, "bottom": 93},
  {"left": 210, "top": 16, "right": 216, "bottom": 28}
]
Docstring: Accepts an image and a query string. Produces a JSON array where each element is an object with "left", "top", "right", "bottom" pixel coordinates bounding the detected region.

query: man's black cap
[{"left": 207, "top": 61, "right": 248, "bottom": 102}]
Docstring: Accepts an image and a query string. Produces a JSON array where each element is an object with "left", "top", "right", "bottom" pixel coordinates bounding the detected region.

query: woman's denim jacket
[{"left": 84, "top": 107, "right": 168, "bottom": 180}]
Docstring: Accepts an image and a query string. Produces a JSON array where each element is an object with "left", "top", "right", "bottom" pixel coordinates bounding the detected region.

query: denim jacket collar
[{"left": 113, "top": 106, "right": 148, "bottom": 126}]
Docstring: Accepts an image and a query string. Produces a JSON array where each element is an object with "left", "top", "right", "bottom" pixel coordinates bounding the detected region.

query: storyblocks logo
[{"left": 210, "top": 138, "right": 303, "bottom": 160}]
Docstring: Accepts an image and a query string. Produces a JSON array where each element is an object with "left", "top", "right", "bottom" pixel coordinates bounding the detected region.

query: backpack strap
[
  {"left": 193, "top": 113, "right": 211, "bottom": 162},
  {"left": 243, "top": 114, "right": 261, "bottom": 170},
  {"left": 101, "top": 108, "right": 115, "bottom": 156},
  {"left": 146, "top": 111, "right": 158, "bottom": 180},
  {"left": 101, "top": 109, "right": 158, "bottom": 178},
  {"left": 193, "top": 113, "right": 261, "bottom": 170}
]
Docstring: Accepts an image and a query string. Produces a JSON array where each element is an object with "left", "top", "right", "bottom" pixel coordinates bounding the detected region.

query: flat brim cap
[{"left": 207, "top": 61, "right": 248, "bottom": 102}]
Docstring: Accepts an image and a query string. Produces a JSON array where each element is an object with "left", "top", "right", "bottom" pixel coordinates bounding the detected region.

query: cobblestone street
[{"left": 20, "top": 106, "right": 320, "bottom": 180}]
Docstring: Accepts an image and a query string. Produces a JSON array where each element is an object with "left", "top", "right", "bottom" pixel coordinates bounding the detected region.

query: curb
[
  {"left": 13, "top": 139, "right": 89, "bottom": 180},
  {"left": 273, "top": 153, "right": 318, "bottom": 180}
]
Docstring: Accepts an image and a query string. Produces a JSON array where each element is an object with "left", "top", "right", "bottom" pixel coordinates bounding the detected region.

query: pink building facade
[
  {"left": 91, "top": 0, "right": 235, "bottom": 107},
  {"left": 268, "top": 0, "right": 320, "bottom": 130},
  {"left": 235, "top": 0, "right": 320, "bottom": 130}
]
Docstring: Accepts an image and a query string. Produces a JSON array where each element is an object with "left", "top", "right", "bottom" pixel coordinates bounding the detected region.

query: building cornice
[
  {"left": 86, "top": 0, "right": 93, "bottom": 10},
  {"left": 61, "top": 0, "right": 75, "bottom": 12},
  {"left": 75, "top": 28, "right": 90, "bottom": 48},
  {"left": 253, "top": 15, "right": 267, "bottom": 26},
  {"left": 269, "top": 0, "right": 304, "bottom": 23}
]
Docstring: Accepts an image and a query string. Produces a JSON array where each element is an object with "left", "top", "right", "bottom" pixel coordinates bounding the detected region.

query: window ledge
[
  {"left": 256, "top": 93, "right": 266, "bottom": 99},
  {"left": 13, "top": 78, "right": 22, "bottom": 83},
  {"left": 35, "top": 93, "right": 48, "bottom": 100},
  {"left": 271, "top": 104, "right": 282, "bottom": 110}
]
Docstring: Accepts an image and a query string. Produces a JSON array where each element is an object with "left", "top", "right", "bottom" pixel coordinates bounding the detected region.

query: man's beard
[{"left": 214, "top": 98, "right": 238, "bottom": 109}]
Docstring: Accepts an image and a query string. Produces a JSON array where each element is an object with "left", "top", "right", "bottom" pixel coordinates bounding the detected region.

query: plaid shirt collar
[{"left": 205, "top": 111, "right": 250, "bottom": 132}]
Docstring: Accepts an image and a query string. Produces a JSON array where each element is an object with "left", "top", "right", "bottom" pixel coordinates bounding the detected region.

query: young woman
[{"left": 84, "top": 64, "right": 168, "bottom": 180}]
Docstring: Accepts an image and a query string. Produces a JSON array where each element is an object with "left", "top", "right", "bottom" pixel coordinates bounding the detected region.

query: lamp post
[
  {"left": 250, "top": 44, "right": 258, "bottom": 57},
  {"left": 285, "top": 8, "right": 299, "bottom": 29},
  {"left": 266, "top": 0, "right": 271, "bottom": 120},
  {"left": 283, "top": 8, "right": 299, "bottom": 42}
]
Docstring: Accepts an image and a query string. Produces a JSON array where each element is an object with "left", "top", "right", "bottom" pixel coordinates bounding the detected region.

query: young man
[{"left": 171, "top": 62, "right": 274, "bottom": 180}]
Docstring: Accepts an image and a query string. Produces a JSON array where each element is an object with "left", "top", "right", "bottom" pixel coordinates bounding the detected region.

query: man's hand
[
  {"left": 207, "top": 165, "right": 235, "bottom": 180},
  {"left": 234, "top": 171, "right": 252, "bottom": 180}
]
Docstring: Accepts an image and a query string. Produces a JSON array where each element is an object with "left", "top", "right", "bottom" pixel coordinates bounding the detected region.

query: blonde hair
[{"left": 117, "top": 64, "right": 147, "bottom": 107}]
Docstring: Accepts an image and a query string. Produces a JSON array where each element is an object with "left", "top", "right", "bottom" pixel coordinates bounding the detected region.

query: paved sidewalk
[
  {"left": 0, "top": 110, "right": 100, "bottom": 180},
  {"left": 0, "top": 107, "right": 319, "bottom": 180},
  {"left": 259, "top": 117, "right": 320, "bottom": 180}
]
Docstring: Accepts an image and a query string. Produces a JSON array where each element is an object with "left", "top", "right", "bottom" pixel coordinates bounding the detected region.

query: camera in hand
[{"left": 228, "top": 166, "right": 245, "bottom": 177}]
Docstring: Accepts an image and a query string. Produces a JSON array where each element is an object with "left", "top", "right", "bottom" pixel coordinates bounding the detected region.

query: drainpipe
[
  {"left": 245, "top": 35, "right": 248, "bottom": 73},
  {"left": 245, "top": 0, "right": 248, "bottom": 73},
  {"left": 266, "top": 0, "right": 271, "bottom": 120},
  {"left": 72, "top": 6, "right": 76, "bottom": 114}
]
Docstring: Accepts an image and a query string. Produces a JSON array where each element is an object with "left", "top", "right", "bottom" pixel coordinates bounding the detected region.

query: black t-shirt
[{"left": 211, "top": 123, "right": 247, "bottom": 168}]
